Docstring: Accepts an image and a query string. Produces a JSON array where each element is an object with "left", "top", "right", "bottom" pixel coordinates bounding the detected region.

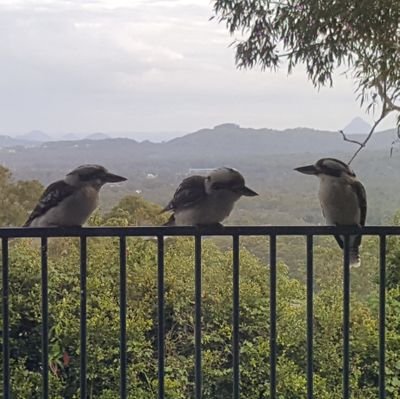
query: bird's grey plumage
[
  {"left": 24, "top": 164, "right": 127, "bottom": 227},
  {"left": 295, "top": 158, "right": 367, "bottom": 267},
  {"left": 162, "top": 175, "right": 207, "bottom": 213},
  {"left": 162, "top": 167, "right": 258, "bottom": 226}
]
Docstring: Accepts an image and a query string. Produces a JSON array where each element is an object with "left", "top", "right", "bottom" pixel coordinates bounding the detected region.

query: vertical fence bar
[
  {"left": 119, "top": 236, "right": 127, "bottom": 399},
  {"left": 157, "top": 236, "right": 165, "bottom": 399},
  {"left": 194, "top": 234, "right": 202, "bottom": 399},
  {"left": 306, "top": 235, "right": 314, "bottom": 399},
  {"left": 80, "top": 236, "right": 87, "bottom": 399},
  {"left": 232, "top": 235, "right": 240, "bottom": 399},
  {"left": 2, "top": 238, "right": 10, "bottom": 399},
  {"left": 343, "top": 235, "right": 350, "bottom": 399},
  {"left": 41, "top": 237, "right": 49, "bottom": 399},
  {"left": 269, "top": 235, "right": 277, "bottom": 399},
  {"left": 379, "top": 235, "right": 386, "bottom": 399}
]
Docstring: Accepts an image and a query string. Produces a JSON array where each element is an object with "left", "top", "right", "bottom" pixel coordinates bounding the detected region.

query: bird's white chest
[
  {"left": 68, "top": 187, "right": 99, "bottom": 222},
  {"left": 33, "top": 186, "right": 99, "bottom": 227},
  {"left": 318, "top": 177, "right": 360, "bottom": 225}
]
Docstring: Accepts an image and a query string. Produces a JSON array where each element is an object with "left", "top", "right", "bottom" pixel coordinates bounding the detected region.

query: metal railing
[{"left": 0, "top": 225, "right": 393, "bottom": 399}]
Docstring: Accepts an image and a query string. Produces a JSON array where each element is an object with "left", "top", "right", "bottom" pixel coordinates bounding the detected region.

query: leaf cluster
[
  {"left": 0, "top": 166, "right": 43, "bottom": 226},
  {"left": 214, "top": 0, "right": 399, "bottom": 88},
  {"left": 213, "top": 0, "right": 400, "bottom": 159}
]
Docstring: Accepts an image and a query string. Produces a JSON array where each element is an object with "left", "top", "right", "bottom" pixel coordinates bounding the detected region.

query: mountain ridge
[
  {"left": 1, "top": 123, "right": 400, "bottom": 226},
  {"left": 1, "top": 124, "right": 397, "bottom": 153}
]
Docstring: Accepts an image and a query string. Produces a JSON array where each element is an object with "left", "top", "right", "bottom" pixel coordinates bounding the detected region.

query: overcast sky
[{"left": 0, "top": 0, "right": 396, "bottom": 138}]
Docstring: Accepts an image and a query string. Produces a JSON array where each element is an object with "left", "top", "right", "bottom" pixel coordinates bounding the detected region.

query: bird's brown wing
[
  {"left": 24, "top": 180, "right": 75, "bottom": 227},
  {"left": 332, "top": 179, "right": 367, "bottom": 250},
  {"left": 161, "top": 175, "right": 206, "bottom": 213},
  {"left": 350, "top": 179, "right": 367, "bottom": 249},
  {"left": 352, "top": 180, "right": 367, "bottom": 226}
]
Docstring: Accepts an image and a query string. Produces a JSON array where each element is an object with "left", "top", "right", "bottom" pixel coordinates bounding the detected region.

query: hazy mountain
[
  {"left": 343, "top": 117, "right": 372, "bottom": 134},
  {"left": 110, "top": 130, "right": 186, "bottom": 142},
  {"left": 60, "top": 133, "right": 83, "bottom": 141},
  {"left": 1, "top": 123, "right": 400, "bottom": 225},
  {"left": 0, "top": 135, "right": 37, "bottom": 148},
  {"left": 1, "top": 123, "right": 397, "bottom": 155},
  {"left": 18, "top": 130, "right": 53, "bottom": 142},
  {"left": 0, "top": 124, "right": 397, "bottom": 184},
  {"left": 166, "top": 123, "right": 394, "bottom": 155},
  {"left": 85, "top": 132, "right": 111, "bottom": 140}
]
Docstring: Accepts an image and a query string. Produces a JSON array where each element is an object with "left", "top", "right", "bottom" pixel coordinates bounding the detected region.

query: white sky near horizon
[{"left": 0, "top": 0, "right": 396, "bottom": 139}]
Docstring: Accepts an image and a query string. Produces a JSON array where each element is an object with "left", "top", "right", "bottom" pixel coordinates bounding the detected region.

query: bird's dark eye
[
  {"left": 80, "top": 172, "right": 102, "bottom": 181},
  {"left": 321, "top": 167, "right": 341, "bottom": 177},
  {"left": 212, "top": 182, "right": 226, "bottom": 190}
]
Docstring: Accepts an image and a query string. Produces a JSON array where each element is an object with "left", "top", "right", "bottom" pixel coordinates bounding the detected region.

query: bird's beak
[
  {"left": 104, "top": 172, "right": 127, "bottom": 183},
  {"left": 239, "top": 186, "right": 258, "bottom": 196},
  {"left": 294, "top": 165, "right": 318, "bottom": 175}
]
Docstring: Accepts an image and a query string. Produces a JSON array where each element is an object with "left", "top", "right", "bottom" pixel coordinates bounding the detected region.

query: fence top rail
[{"left": 0, "top": 225, "right": 398, "bottom": 238}]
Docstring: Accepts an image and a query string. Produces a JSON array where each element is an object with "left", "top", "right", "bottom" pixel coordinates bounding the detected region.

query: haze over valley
[{"left": 1, "top": 121, "right": 399, "bottom": 226}]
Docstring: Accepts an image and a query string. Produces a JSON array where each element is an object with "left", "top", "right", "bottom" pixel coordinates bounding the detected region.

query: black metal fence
[{"left": 0, "top": 225, "right": 393, "bottom": 399}]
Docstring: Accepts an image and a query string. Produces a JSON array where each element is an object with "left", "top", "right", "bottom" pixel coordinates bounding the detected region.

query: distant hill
[
  {"left": 1, "top": 124, "right": 398, "bottom": 166},
  {"left": 0, "top": 123, "right": 397, "bottom": 186},
  {"left": 1, "top": 123, "right": 397, "bottom": 154},
  {"left": 85, "top": 132, "right": 110, "bottom": 140},
  {"left": 343, "top": 117, "right": 372, "bottom": 135},
  {"left": 166, "top": 123, "right": 394, "bottom": 155},
  {"left": 60, "top": 133, "right": 83, "bottom": 141},
  {"left": 18, "top": 130, "right": 53, "bottom": 142},
  {"left": 0, "top": 135, "right": 36, "bottom": 148},
  {"left": 1, "top": 123, "right": 400, "bottom": 225}
]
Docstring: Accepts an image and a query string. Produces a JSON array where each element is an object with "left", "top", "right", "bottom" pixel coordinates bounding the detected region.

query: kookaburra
[
  {"left": 295, "top": 158, "right": 367, "bottom": 267},
  {"left": 162, "top": 167, "right": 258, "bottom": 226},
  {"left": 24, "top": 164, "right": 127, "bottom": 227}
]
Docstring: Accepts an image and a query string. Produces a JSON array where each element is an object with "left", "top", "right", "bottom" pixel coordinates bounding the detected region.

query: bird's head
[
  {"left": 64, "top": 164, "right": 127, "bottom": 189},
  {"left": 294, "top": 158, "right": 356, "bottom": 179},
  {"left": 205, "top": 167, "right": 258, "bottom": 197}
]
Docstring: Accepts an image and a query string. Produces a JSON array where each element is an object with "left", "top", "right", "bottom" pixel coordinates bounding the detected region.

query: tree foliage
[
  {"left": 102, "top": 195, "right": 168, "bottom": 226},
  {"left": 1, "top": 169, "right": 400, "bottom": 397},
  {"left": 0, "top": 166, "right": 43, "bottom": 226},
  {"left": 1, "top": 227, "right": 399, "bottom": 397},
  {"left": 213, "top": 0, "right": 400, "bottom": 159}
]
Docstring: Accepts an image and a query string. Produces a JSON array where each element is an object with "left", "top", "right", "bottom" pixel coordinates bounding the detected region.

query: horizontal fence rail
[
  {"left": 1, "top": 225, "right": 400, "bottom": 237},
  {"left": 0, "top": 225, "right": 390, "bottom": 399}
]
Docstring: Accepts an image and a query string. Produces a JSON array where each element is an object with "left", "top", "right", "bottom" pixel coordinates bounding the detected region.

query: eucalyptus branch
[
  {"left": 347, "top": 108, "right": 389, "bottom": 165},
  {"left": 338, "top": 130, "right": 364, "bottom": 146},
  {"left": 375, "top": 80, "right": 400, "bottom": 112},
  {"left": 213, "top": 0, "right": 400, "bottom": 164}
]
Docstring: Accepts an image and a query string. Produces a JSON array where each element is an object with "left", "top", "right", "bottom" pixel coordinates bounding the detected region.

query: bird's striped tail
[{"left": 350, "top": 245, "right": 361, "bottom": 268}]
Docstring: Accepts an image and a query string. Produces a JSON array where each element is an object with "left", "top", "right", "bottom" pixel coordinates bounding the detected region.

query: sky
[{"left": 0, "top": 0, "right": 396, "bottom": 139}]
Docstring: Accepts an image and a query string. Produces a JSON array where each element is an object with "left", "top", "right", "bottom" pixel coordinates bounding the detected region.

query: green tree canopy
[
  {"left": 2, "top": 233, "right": 385, "bottom": 398},
  {"left": 101, "top": 195, "right": 168, "bottom": 226},
  {"left": 0, "top": 165, "right": 43, "bottom": 226}
]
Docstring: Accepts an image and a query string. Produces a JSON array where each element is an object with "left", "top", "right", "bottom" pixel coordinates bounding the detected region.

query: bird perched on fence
[
  {"left": 295, "top": 158, "right": 367, "bottom": 267},
  {"left": 24, "top": 165, "right": 127, "bottom": 227},
  {"left": 161, "top": 167, "right": 258, "bottom": 226}
]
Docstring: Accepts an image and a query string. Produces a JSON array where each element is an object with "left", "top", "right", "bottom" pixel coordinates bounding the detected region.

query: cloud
[{"left": 0, "top": 0, "right": 386, "bottom": 135}]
